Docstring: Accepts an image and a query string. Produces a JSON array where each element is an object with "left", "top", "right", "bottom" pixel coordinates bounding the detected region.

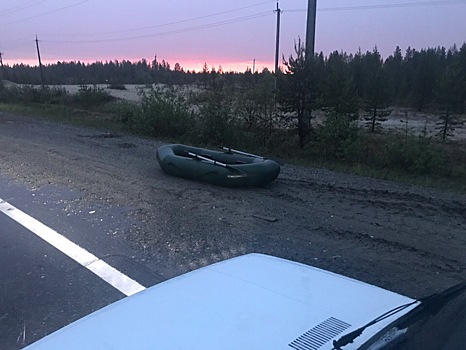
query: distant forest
[
  {"left": 1, "top": 43, "right": 465, "bottom": 185},
  {"left": 1, "top": 43, "right": 465, "bottom": 112}
]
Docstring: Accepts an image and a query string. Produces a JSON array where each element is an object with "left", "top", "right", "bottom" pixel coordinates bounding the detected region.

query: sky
[{"left": 0, "top": 0, "right": 465, "bottom": 72}]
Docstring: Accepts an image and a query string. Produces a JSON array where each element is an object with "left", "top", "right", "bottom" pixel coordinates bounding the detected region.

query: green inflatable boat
[{"left": 157, "top": 144, "right": 280, "bottom": 187}]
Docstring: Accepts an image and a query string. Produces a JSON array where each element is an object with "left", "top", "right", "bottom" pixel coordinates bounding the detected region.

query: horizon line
[{"left": 1, "top": 57, "right": 276, "bottom": 74}]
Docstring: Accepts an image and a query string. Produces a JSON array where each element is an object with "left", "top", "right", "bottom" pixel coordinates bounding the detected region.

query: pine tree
[
  {"left": 237, "top": 72, "right": 276, "bottom": 146},
  {"left": 278, "top": 39, "right": 316, "bottom": 148},
  {"left": 362, "top": 48, "right": 391, "bottom": 133},
  {"left": 384, "top": 46, "right": 405, "bottom": 104},
  {"left": 322, "top": 51, "right": 358, "bottom": 119},
  {"left": 411, "top": 48, "right": 442, "bottom": 111},
  {"left": 435, "top": 57, "right": 465, "bottom": 142}
]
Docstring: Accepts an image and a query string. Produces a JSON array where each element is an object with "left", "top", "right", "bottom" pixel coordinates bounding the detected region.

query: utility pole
[
  {"left": 0, "top": 52, "right": 3, "bottom": 80},
  {"left": 274, "top": 1, "right": 282, "bottom": 75},
  {"left": 252, "top": 58, "right": 255, "bottom": 74},
  {"left": 35, "top": 35, "right": 45, "bottom": 88},
  {"left": 305, "top": 0, "right": 317, "bottom": 59}
]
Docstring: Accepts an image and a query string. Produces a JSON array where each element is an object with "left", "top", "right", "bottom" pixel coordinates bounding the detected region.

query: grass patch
[{"left": 0, "top": 102, "right": 123, "bottom": 132}]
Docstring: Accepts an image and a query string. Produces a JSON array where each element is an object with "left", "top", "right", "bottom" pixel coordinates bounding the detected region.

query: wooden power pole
[
  {"left": 0, "top": 52, "right": 3, "bottom": 80},
  {"left": 35, "top": 35, "right": 45, "bottom": 87},
  {"left": 274, "top": 1, "right": 282, "bottom": 74},
  {"left": 305, "top": 0, "right": 317, "bottom": 59}
]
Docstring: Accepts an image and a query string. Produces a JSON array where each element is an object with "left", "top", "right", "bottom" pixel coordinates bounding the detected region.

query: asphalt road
[{"left": 0, "top": 177, "right": 162, "bottom": 349}]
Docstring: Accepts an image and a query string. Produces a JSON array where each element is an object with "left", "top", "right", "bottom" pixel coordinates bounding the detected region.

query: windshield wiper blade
[
  {"left": 414, "top": 281, "right": 466, "bottom": 315},
  {"left": 332, "top": 281, "right": 466, "bottom": 350},
  {"left": 331, "top": 301, "right": 417, "bottom": 350}
]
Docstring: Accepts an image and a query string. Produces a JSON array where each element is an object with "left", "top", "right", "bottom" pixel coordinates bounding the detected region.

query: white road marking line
[{"left": 0, "top": 198, "right": 146, "bottom": 296}]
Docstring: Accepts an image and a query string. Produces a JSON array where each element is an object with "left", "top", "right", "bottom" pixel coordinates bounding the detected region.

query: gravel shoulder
[{"left": 1, "top": 112, "right": 465, "bottom": 298}]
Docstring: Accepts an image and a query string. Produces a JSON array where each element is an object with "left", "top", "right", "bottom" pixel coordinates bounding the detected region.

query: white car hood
[{"left": 26, "top": 254, "right": 418, "bottom": 350}]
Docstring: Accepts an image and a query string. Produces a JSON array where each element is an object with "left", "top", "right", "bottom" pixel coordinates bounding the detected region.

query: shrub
[
  {"left": 112, "top": 101, "right": 140, "bottom": 126},
  {"left": 378, "top": 134, "right": 448, "bottom": 175},
  {"left": 36, "top": 86, "right": 69, "bottom": 104},
  {"left": 136, "top": 86, "right": 193, "bottom": 138},
  {"left": 311, "top": 112, "right": 360, "bottom": 161},
  {"left": 73, "top": 85, "right": 113, "bottom": 107},
  {"left": 0, "top": 83, "right": 69, "bottom": 105},
  {"left": 194, "top": 91, "right": 239, "bottom": 146},
  {"left": 0, "top": 82, "right": 21, "bottom": 103}
]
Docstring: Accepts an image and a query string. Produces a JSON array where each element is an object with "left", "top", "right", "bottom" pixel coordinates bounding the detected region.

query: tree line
[
  {"left": 0, "top": 43, "right": 465, "bottom": 185},
  {"left": 0, "top": 43, "right": 465, "bottom": 115},
  {"left": 279, "top": 42, "right": 466, "bottom": 145},
  {"left": 0, "top": 56, "right": 244, "bottom": 86}
]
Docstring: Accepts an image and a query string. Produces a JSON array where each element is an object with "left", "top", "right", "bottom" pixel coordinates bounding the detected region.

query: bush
[
  {"left": 0, "top": 83, "right": 69, "bottom": 105},
  {"left": 112, "top": 101, "right": 140, "bottom": 126},
  {"left": 0, "top": 82, "right": 21, "bottom": 103},
  {"left": 194, "top": 97, "right": 238, "bottom": 146},
  {"left": 73, "top": 85, "right": 113, "bottom": 107},
  {"left": 135, "top": 86, "right": 194, "bottom": 138},
  {"left": 379, "top": 134, "right": 448, "bottom": 175},
  {"left": 311, "top": 112, "right": 360, "bottom": 161}
]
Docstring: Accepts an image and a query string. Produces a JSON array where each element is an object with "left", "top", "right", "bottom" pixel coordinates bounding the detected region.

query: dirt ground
[{"left": 0, "top": 112, "right": 465, "bottom": 299}]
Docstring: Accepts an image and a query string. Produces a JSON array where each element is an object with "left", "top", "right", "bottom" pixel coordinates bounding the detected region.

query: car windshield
[{"left": 333, "top": 282, "right": 466, "bottom": 349}]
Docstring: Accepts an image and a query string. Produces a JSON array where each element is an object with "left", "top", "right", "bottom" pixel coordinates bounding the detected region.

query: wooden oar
[
  {"left": 221, "top": 147, "right": 263, "bottom": 159},
  {"left": 221, "top": 147, "right": 285, "bottom": 166},
  {"left": 188, "top": 152, "right": 228, "bottom": 168},
  {"left": 187, "top": 151, "right": 247, "bottom": 176}
]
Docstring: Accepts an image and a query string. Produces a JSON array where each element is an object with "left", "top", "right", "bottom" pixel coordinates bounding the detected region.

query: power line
[
  {"left": 0, "top": 37, "right": 34, "bottom": 50},
  {"left": 42, "top": 11, "right": 274, "bottom": 44},
  {"left": 285, "top": 0, "right": 466, "bottom": 13},
  {"left": 0, "top": 0, "right": 47, "bottom": 17},
  {"left": 1, "top": 0, "right": 89, "bottom": 26},
  {"left": 0, "top": 1, "right": 275, "bottom": 49},
  {"left": 78, "top": 0, "right": 275, "bottom": 37}
]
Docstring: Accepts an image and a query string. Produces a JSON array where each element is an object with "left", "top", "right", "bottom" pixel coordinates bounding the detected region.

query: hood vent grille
[{"left": 289, "top": 317, "right": 351, "bottom": 350}]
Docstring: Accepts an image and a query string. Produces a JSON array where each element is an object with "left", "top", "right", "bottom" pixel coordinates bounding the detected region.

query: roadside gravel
[{"left": 1, "top": 112, "right": 465, "bottom": 298}]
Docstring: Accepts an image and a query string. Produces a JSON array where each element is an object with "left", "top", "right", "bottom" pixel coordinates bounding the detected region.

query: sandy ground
[
  {"left": 9, "top": 82, "right": 466, "bottom": 140},
  {"left": 60, "top": 84, "right": 143, "bottom": 102},
  {"left": 0, "top": 112, "right": 465, "bottom": 300}
]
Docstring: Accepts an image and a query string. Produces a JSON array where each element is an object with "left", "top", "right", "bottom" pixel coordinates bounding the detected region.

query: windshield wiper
[
  {"left": 331, "top": 300, "right": 417, "bottom": 350},
  {"left": 331, "top": 281, "right": 466, "bottom": 350}
]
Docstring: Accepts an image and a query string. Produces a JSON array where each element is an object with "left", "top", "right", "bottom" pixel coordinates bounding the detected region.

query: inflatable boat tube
[{"left": 156, "top": 144, "right": 280, "bottom": 187}]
